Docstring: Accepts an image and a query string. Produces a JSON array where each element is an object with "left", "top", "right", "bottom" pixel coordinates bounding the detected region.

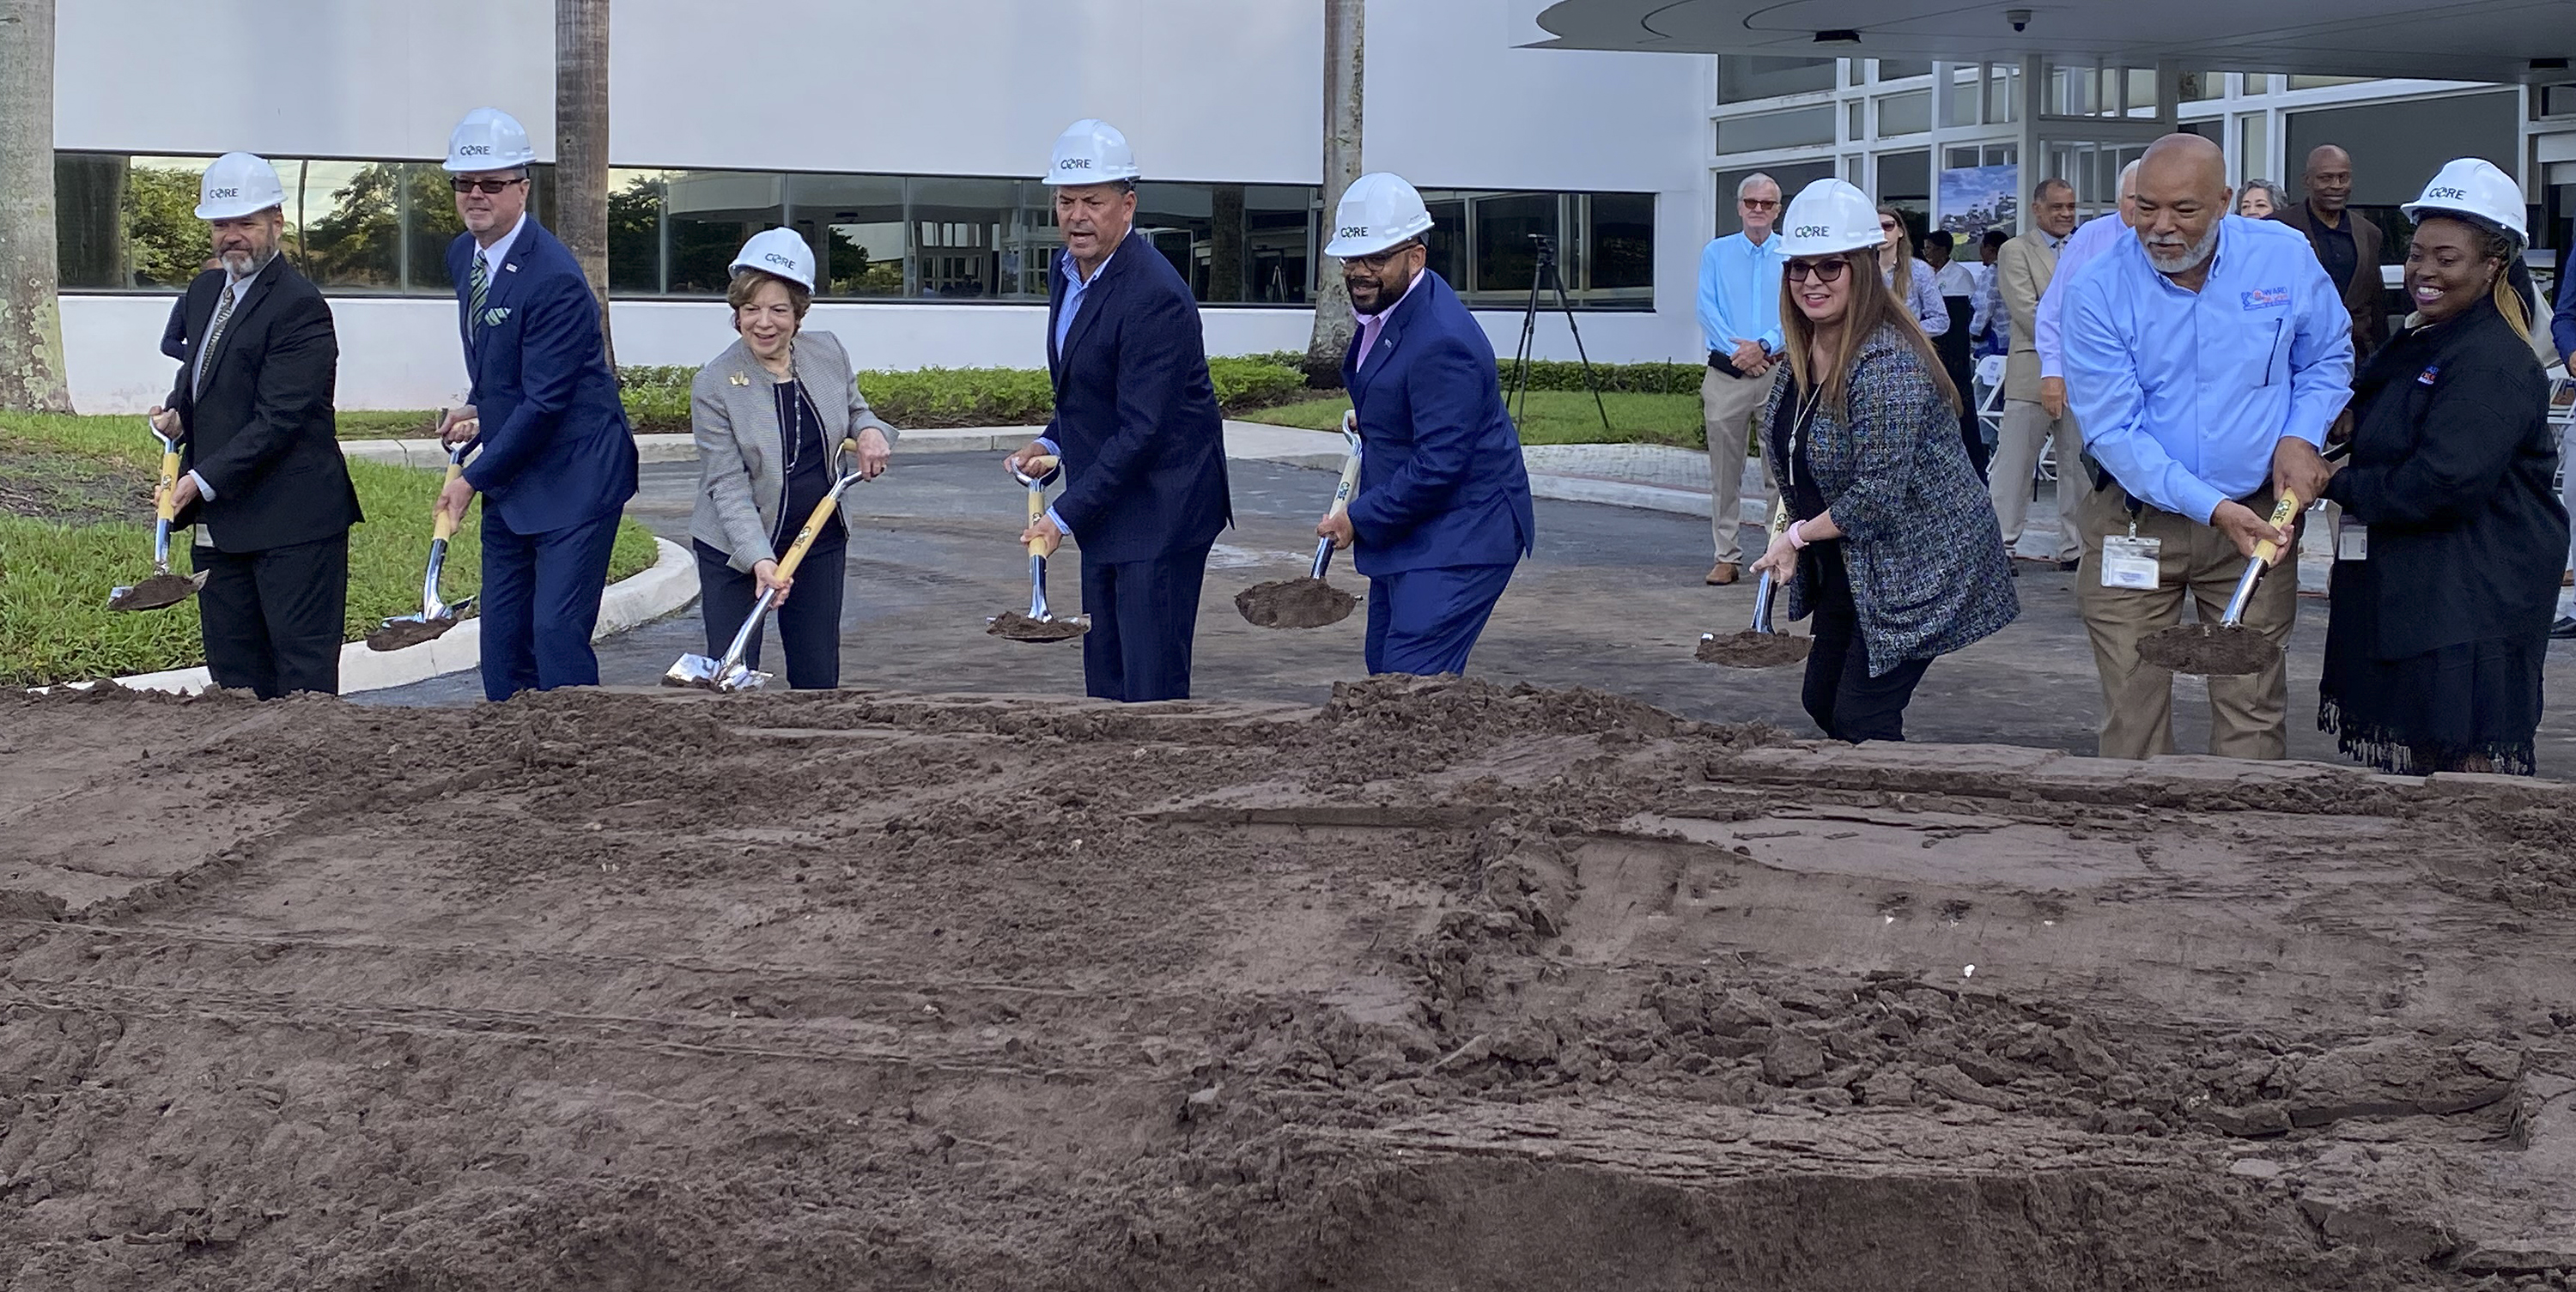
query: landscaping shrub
[{"left": 613, "top": 355, "right": 1309, "bottom": 434}]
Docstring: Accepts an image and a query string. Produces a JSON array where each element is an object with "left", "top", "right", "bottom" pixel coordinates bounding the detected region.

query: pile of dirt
[
  {"left": 1698, "top": 629, "right": 1813, "bottom": 669},
  {"left": 3, "top": 678, "right": 2573, "bottom": 1290},
  {"left": 986, "top": 609, "right": 1088, "bottom": 641},
  {"left": 2140, "top": 621, "right": 2281, "bottom": 675},
  {"left": 1235, "top": 577, "right": 1358, "bottom": 628}
]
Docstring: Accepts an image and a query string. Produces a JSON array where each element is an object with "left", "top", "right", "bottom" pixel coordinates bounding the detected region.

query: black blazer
[
  {"left": 164, "top": 258, "right": 361, "bottom": 552},
  {"left": 2323, "top": 296, "right": 2563, "bottom": 658},
  {"left": 1042, "top": 231, "right": 1230, "bottom": 565}
]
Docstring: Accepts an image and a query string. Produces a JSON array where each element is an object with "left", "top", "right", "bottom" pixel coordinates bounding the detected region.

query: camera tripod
[{"left": 1507, "top": 233, "right": 1611, "bottom": 434}]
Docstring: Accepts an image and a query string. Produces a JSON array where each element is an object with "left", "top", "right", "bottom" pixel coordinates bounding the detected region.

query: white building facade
[{"left": 51, "top": 0, "right": 1718, "bottom": 412}]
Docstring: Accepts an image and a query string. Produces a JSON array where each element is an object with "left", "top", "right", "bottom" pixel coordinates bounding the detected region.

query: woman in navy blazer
[{"left": 1317, "top": 173, "right": 1536, "bottom": 676}]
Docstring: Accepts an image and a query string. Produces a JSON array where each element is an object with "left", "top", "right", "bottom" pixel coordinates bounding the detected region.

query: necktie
[
  {"left": 194, "top": 282, "right": 238, "bottom": 398},
  {"left": 468, "top": 252, "right": 489, "bottom": 342}
]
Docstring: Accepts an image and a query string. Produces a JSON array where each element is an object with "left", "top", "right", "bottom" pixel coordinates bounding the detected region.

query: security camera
[{"left": 2006, "top": 9, "right": 2031, "bottom": 31}]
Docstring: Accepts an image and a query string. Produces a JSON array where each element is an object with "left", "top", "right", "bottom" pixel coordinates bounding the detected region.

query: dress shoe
[
  {"left": 1706, "top": 561, "right": 1741, "bottom": 586},
  {"left": 2552, "top": 616, "right": 2576, "bottom": 641}
]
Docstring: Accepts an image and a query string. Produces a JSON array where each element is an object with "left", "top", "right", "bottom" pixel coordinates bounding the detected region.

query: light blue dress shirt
[
  {"left": 2061, "top": 215, "right": 2355, "bottom": 524},
  {"left": 1885, "top": 258, "right": 1948, "bottom": 337},
  {"left": 2035, "top": 213, "right": 2123, "bottom": 380},
  {"left": 1696, "top": 232, "right": 1786, "bottom": 357},
  {"left": 1040, "top": 245, "right": 1119, "bottom": 538}
]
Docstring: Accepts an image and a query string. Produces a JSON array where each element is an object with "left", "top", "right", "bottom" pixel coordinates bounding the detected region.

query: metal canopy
[{"left": 1518, "top": 0, "right": 2574, "bottom": 84}]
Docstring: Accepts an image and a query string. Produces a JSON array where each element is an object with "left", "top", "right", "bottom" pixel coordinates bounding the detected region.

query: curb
[{"left": 102, "top": 537, "right": 699, "bottom": 697}]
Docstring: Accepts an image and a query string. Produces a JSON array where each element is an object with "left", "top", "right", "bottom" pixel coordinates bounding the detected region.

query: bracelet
[{"left": 1786, "top": 519, "right": 1810, "bottom": 550}]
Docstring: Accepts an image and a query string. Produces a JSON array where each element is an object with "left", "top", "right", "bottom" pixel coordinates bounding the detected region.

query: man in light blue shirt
[
  {"left": 1696, "top": 173, "right": 1787, "bottom": 585},
  {"left": 2062, "top": 133, "right": 2354, "bottom": 761}
]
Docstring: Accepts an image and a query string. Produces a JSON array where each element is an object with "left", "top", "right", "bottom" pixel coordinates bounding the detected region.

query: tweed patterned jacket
[{"left": 1761, "top": 322, "right": 2019, "bottom": 675}]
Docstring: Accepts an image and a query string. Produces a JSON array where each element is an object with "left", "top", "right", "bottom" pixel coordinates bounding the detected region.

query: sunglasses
[
  {"left": 449, "top": 177, "right": 526, "bottom": 195},
  {"left": 1741, "top": 198, "right": 1780, "bottom": 210},
  {"left": 1784, "top": 258, "right": 1851, "bottom": 282}
]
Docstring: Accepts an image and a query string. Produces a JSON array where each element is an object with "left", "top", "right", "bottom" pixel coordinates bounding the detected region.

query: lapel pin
[
  {"left": 730, "top": 372, "right": 750, "bottom": 386},
  {"left": 505, "top": 264, "right": 519, "bottom": 273}
]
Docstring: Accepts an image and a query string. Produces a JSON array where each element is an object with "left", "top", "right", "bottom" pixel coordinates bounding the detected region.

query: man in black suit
[{"left": 148, "top": 152, "right": 361, "bottom": 699}]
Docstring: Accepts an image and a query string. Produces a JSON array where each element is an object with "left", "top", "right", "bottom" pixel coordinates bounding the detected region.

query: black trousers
[
  {"left": 1799, "top": 541, "right": 1933, "bottom": 743},
  {"left": 192, "top": 531, "right": 348, "bottom": 699},
  {"left": 694, "top": 532, "right": 848, "bottom": 689}
]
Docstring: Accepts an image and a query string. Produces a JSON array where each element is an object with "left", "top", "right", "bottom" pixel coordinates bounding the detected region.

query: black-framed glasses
[
  {"left": 1783, "top": 258, "right": 1851, "bottom": 282},
  {"left": 449, "top": 177, "right": 526, "bottom": 195},
  {"left": 1343, "top": 241, "right": 1422, "bottom": 272}
]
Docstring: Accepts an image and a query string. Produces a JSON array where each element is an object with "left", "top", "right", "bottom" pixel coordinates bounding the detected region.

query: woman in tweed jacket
[
  {"left": 1749, "top": 179, "right": 2017, "bottom": 742},
  {"left": 689, "top": 230, "right": 897, "bottom": 689}
]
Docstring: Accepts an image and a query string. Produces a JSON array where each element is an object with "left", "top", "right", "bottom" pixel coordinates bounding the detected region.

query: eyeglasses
[
  {"left": 1783, "top": 258, "right": 1851, "bottom": 282},
  {"left": 449, "top": 177, "right": 526, "bottom": 195},
  {"left": 1343, "top": 242, "right": 1422, "bottom": 271},
  {"left": 1740, "top": 198, "right": 1780, "bottom": 210}
]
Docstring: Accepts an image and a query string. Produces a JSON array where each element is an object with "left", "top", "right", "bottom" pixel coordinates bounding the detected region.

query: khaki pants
[
  {"left": 2073, "top": 484, "right": 2299, "bottom": 761},
  {"left": 1703, "top": 364, "right": 1777, "bottom": 563},
  {"left": 1990, "top": 399, "right": 2083, "bottom": 561}
]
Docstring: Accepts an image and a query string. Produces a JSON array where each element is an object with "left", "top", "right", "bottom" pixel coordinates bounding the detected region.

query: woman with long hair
[
  {"left": 1748, "top": 180, "right": 2018, "bottom": 742},
  {"left": 1875, "top": 204, "right": 1949, "bottom": 339}
]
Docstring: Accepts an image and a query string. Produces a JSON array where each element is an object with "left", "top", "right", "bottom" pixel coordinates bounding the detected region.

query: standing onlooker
[
  {"left": 1746, "top": 179, "right": 2017, "bottom": 743},
  {"left": 2319, "top": 160, "right": 2562, "bottom": 775},
  {"left": 1876, "top": 206, "right": 1949, "bottom": 339},
  {"left": 148, "top": 152, "right": 362, "bottom": 699},
  {"left": 688, "top": 230, "right": 896, "bottom": 691},
  {"left": 1990, "top": 178, "right": 2082, "bottom": 566},
  {"left": 432, "top": 107, "right": 641, "bottom": 701},
  {"left": 1968, "top": 229, "right": 2010, "bottom": 359},
  {"left": 1004, "top": 119, "right": 1233, "bottom": 702},
  {"left": 1924, "top": 231, "right": 1984, "bottom": 474},
  {"left": 2025, "top": 161, "right": 2143, "bottom": 567},
  {"left": 2554, "top": 235, "right": 2576, "bottom": 641},
  {"left": 2237, "top": 180, "right": 2287, "bottom": 220},
  {"left": 1695, "top": 173, "right": 1789, "bottom": 586},
  {"left": 2063, "top": 134, "right": 2354, "bottom": 761},
  {"left": 2278, "top": 145, "right": 2391, "bottom": 367}
]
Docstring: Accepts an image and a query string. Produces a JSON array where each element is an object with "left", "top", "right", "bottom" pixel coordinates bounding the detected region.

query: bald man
[
  {"left": 2276, "top": 144, "right": 2388, "bottom": 364},
  {"left": 2058, "top": 134, "right": 2354, "bottom": 761}
]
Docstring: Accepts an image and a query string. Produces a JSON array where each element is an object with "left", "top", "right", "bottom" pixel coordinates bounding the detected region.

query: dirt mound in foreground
[{"left": 3, "top": 678, "right": 2573, "bottom": 1290}]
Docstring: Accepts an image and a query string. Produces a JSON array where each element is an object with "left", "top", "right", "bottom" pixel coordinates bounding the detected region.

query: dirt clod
[
  {"left": 364, "top": 616, "right": 466, "bottom": 652},
  {"left": 986, "top": 610, "right": 1090, "bottom": 641},
  {"left": 1697, "top": 630, "right": 1813, "bottom": 669},
  {"left": 1235, "top": 576, "right": 1358, "bottom": 628},
  {"left": 2139, "top": 622, "right": 2279, "bottom": 675},
  {"left": 105, "top": 571, "right": 203, "bottom": 612}
]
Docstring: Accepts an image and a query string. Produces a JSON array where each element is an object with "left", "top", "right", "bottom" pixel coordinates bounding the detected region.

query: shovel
[
  {"left": 1237, "top": 410, "right": 1364, "bottom": 628},
  {"left": 2138, "top": 491, "right": 2301, "bottom": 676},
  {"left": 367, "top": 432, "right": 478, "bottom": 652},
  {"left": 1698, "top": 501, "right": 1814, "bottom": 669},
  {"left": 987, "top": 453, "right": 1090, "bottom": 642},
  {"left": 663, "top": 444, "right": 869, "bottom": 692},
  {"left": 106, "top": 421, "right": 209, "bottom": 612}
]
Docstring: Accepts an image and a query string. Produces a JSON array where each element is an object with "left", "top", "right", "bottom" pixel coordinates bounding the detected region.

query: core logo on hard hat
[
  {"left": 1060, "top": 158, "right": 1091, "bottom": 170},
  {"left": 1792, "top": 225, "right": 1831, "bottom": 237},
  {"left": 763, "top": 252, "right": 796, "bottom": 268},
  {"left": 210, "top": 187, "right": 238, "bottom": 199},
  {"left": 2426, "top": 186, "right": 2467, "bottom": 200},
  {"left": 460, "top": 144, "right": 491, "bottom": 156},
  {"left": 1338, "top": 226, "right": 1369, "bottom": 239}
]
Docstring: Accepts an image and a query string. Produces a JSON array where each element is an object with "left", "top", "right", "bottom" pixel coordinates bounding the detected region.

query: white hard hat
[
  {"left": 193, "top": 152, "right": 284, "bottom": 220},
  {"left": 729, "top": 228, "right": 817, "bottom": 291},
  {"left": 1044, "top": 118, "right": 1141, "bottom": 185},
  {"left": 1774, "top": 178, "right": 1882, "bottom": 258},
  {"left": 442, "top": 106, "right": 538, "bottom": 173},
  {"left": 2400, "top": 158, "right": 2525, "bottom": 243},
  {"left": 1323, "top": 173, "right": 1435, "bottom": 258}
]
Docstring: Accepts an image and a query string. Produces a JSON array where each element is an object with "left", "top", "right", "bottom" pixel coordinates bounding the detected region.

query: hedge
[
  {"left": 614, "top": 355, "right": 1309, "bottom": 434},
  {"left": 1500, "top": 360, "right": 1705, "bottom": 395}
]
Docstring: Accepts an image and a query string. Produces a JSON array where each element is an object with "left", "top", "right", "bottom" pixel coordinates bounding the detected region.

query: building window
[
  {"left": 1876, "top": 60, "right": 1933, "bottom": 81},
  {"left": 1716, "top": 105, "right": 1838, "bottom": 153},
  {"left": 1716, "top": 55, "right": 1835, "bottom": 104},
  {"left": 1875, "top": 91, "right": 1932, "bottom": 136}
]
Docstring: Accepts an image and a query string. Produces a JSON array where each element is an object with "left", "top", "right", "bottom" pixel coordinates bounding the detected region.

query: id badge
[
  {"left": 2336, "top": 518, "right": 2367, "bottom": 561},
  {"left": 2099, "top": 535, "right": 2162, "bottom": 590}
]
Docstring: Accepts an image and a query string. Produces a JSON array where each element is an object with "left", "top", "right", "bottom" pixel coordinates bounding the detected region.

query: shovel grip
[
  {"left": 155, "top": 447, "right": 182, "bottom": 523},
  {"left": 774, "top": 491, "right": 842, "bottom": 581},
  {"left": 2251, "top": 490, "right": 2301, "bottom": 566},
  {"left": 1326, "top": 443, "right": 1363, "bottom": 519},
  {"left": 430, "top": 459, "right": 466, "bottom": 542}
]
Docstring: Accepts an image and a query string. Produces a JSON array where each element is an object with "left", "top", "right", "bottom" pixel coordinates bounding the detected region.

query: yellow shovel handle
[
  {"left": 1767, "top": 499, "right": 1792, "bottom": 537},
  {"left": 1023, "top": 453, "right": 1060, "bottom": 556},
  {"left": 2251, "top": 490, "right": 2301, "bottom": 566},
  {"left": 775, "top": 491, "right": 843, "bottom": 582},
  {"left": 430, "top": 459, "right": 466, "bottom": 542},
  {"left": 155, "top": 447, "right": 182, "bottom": 523}
]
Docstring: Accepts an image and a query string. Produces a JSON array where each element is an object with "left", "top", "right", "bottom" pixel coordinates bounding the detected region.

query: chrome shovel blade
[{"left": 661, "top": 653, "right": 723, "bottom": 688}]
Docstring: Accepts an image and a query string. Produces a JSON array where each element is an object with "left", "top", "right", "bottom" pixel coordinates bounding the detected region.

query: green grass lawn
[
  {"left": 0, "top": 413, "right": 657, "bottom": 688},
  {"left": 1242, "top": 389, "right": 1707, "bottom": 448}
]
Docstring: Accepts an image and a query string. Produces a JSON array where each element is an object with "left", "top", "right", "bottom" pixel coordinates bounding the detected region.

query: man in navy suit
[
  {"left": 1006, "top": 119, "right": 1231, "bottom": 701},
  {"left": 431, "top": 107, "right": 639, "bottom": 701},
  {"left": 1315, "top": 173, "right": 1535, "bottom": 676}
]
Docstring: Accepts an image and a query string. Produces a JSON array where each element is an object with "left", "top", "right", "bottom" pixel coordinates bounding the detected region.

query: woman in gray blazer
[
  {"left": 689, "top": 229, "right": 896, "bottom": 689},
  {"left": 1751, "top": 180, "right": 2017, "bottom": 742}
]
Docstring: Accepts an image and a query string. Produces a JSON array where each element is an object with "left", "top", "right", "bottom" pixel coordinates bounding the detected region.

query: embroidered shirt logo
[
  {"left": 2417, "top": 364, "right": 2440, "bottom": 386},
  {"left": 2240, "top": 287, "right": 2290, "bottom": 309}
]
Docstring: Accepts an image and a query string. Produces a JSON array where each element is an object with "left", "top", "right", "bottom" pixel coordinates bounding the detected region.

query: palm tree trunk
[
  {"left": 1303, "top": 0, "right": 1362, "bottom": 387},
  {"left": 0, "top": 0, "right": 72, "bottom": 412},
  {"left": 555, "top": 0, "right": 614, "bottom": 367}
]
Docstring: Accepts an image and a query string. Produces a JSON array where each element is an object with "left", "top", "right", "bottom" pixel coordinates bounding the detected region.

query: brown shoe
[{"left": 1706, "top": 561, "right": 1741, "bottom": 585}]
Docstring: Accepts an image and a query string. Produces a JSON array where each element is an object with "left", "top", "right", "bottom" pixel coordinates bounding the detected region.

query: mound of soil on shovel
[
  {"left": 1697, "top": 629, "right": 1814, "bottom": 669},
  {"left": 2139, "top": 622, "right": 2278, "bottom": 676},
  {"left": 1235, "top": 576, "right": 1358, "bottom": 628},
  {"left": 364, "top": 616, "right": 467, "bottom": 652},
  {"left": 987, "top": 609, "right": 1089, "bottom": 641},
  {"left": 104, "top": 571, "right": 204, "bottom": 613},
  {"left": 6, "top": 676, "right": 2576, "bottom": 1291}
]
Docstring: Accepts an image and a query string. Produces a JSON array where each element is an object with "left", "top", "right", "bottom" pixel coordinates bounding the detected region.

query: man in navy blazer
[
  {"left": 1316, "top": 173, "right": 1535, "bottom": 676},
  {"left": 1007, "top": 119, "right": 1231, "bottom": 701},
  {"left": 431, "top": 108, "right": 639, "bottom": 701}
]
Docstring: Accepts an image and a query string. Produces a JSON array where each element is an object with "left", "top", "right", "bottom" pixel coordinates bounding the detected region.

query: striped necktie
[
  {"left": 193, "top": 281, "right": 238, "bottom": 398},
  {"left": 468, "top": 252, "right": 489, "bottom": 341}
]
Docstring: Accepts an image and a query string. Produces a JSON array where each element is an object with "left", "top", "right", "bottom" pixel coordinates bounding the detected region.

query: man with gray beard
[{"left": 2059, "top": 134, "right": 2354, "bottom": 761}]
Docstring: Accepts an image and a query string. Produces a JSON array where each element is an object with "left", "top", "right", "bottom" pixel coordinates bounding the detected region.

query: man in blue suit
[
  {"left": 1316, "top": 173, "right": 1536, "bottom": 676},
  {"left": 1006, "top": 119, "right": 1231, "bottom": 701},
  {"left": 432, "top": 108, "right": 640, "bottom": 701}
]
